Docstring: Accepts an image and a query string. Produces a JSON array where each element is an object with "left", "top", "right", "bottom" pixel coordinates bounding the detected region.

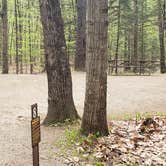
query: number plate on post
[{"left": 31, "top": 116, "right": 41, "bottom": 147}]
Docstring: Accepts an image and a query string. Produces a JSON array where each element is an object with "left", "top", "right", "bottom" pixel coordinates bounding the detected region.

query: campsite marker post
[{"left": 31, "top": 103, "right": 41, "bottom": 166}]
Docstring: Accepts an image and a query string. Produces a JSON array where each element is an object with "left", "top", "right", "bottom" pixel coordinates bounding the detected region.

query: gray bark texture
[
  {"left": 132, "top": 0, "right": 138, "bottom": 72},
  {"left": 39, "top": 0, "right": 79, "bottom": 124},
  {"left": 158, "top": 0, "right": 166, "bottom": 73},
  {"left": 75, "top": 0, "right": 86, "bottom": 71},
  {"left": 81, "top": 0, "right": 109, "bottom": 136},
  {"left": 2, "top": 0, "right": 8, "bottom": 74}
]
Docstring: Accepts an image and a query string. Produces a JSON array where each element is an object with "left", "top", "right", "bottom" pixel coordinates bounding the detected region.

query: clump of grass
[
  {"left": 96, "top": 161, "right": 104, "bottom": 166},
  {"left": 65, "top": 128, "right": 82, "bottom": 145}
]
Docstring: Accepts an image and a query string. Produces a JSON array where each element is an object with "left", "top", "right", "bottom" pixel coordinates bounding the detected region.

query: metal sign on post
[{"left": 31, "top": 103, "right": 41, "bottom": 166}]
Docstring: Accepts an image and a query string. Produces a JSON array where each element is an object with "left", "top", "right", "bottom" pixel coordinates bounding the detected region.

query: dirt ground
[{"left": 0, "top": 72, "right": 166, "bottom": 165}]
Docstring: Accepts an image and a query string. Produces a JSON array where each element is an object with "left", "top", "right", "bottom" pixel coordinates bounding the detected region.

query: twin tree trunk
[
  {"left": 158, "top": 0, "right": 166, "bottom": 73},
  {"left": 75, "top": 0, "right": 86, "bottom": 71},
  {"left": 2, "top": 0, "right": 8, "bottom": 74},
  {"left": 81, "top": 0, "right": 109, "bottom": 136},
  {"left": 39, "top": 0, "right": 79, "bottom": 124}
]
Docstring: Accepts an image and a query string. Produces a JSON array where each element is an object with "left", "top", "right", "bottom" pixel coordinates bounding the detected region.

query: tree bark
[
  {"left": 81, "top": 0, "right": 109, "bottom": 136},
  {"left": 15, "top": 0, "right": 19, "bottom": 74},
  {"left": 133, "top": 0, "right": 138, "bottom": 72},
  {"left": 124, "top": 26, "right": 128, "bottom": 71},
  {"left": 115, "top": 1, "right": 121, "bottom": 75},
  {"left": 28, "top": 0, "right": 33, "bottom": 74},
  {"left": 39, "top": 0, "right": 79, "bottom": 124},
  {"left": 75, "top": 0, "right": 86, "bottom": 71},
  {"left": 18, "top": 0, "right": 23, "bottom": 74},
  {"left": 158, "top": 0, "right": 166, "bottom": 73},
  {"left": 2, "top": 0, "right": 8, "bottom": 74}
]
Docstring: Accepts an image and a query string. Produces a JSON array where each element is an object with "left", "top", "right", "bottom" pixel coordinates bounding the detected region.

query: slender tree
[
  {"left": 18, "top": 0, "right": 23, "bottom": 74},
  {"left": 28, "top": 0, "right": 33, "bottom": 74},
  {"left": 2, "top": 0, "right": 8, "bottom": 74},
  {"left": 39, "top": 0, "right": 79, "bottom": 124},
  {"left": 15, "top": 0, "right": 19, "bottom": 74},
  {"left": 75, "top": 0, "right": 86, "bottom": 71},
  {"left": 81, "top": 0, "right": 109, "bottom": 136},
  {"left": 158, "top": 0, "right": 166, "bottom": 73},
  {"left": 115, "top": 0, "right": 121, "bottom": 74},
  {"left": 132, "top": 0, "right": 139, "bottom": 72}
]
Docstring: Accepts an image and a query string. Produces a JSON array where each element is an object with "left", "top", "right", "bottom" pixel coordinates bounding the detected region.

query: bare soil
[{"left": 0, "top": 72, "right": 166, "bottom": 165}]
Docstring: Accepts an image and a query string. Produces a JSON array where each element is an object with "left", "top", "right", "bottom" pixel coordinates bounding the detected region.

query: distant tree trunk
[
  {"left": 115, "top": 1, "right": 121, "bottom": 75},
  {"left": 124, "top": 27, "right": 128, "bottom": 71},
  {"left": 0, "top": 22, "right": 2, "bottom": 67},
  {"left": 28, "top": 0, "right": 33, "bottom": 74},
  {"left": 15, "top": 0, "right": 19, "bottom": 74},
  {"left": 81, "top": 0, "right": 109, "bottom": 136},
  {"left": 39, "top": 0, "right": 79, "bottom": 124},
  {"left": 158, "top": 0, "right": 166, "bottom": 73},
  {"left": 127, "top": 30, "right": 131, "bottom": 70},
  {"left": 133, "top": 0, "right": 138, "bottom": 72},
  {"left": 18, "top": 0, "right": 23, "bottom": 74},
  {"left": 2, "top": 0, "right": 8, "bottom": 74},
  {"left": 9, "top": 22, "right": 14, "bottom": 65},
  {"left": 141, "top": 0, "right": 145, "bottom": 61},
  {"left": 75, "top": 0, "right": 86, "bottom": 71},
  {"left": 140, "top": 0, "right": 145, "bottom": 74},
  {"left": 164, "top": 0, "right": 166, "bottom": 31}
]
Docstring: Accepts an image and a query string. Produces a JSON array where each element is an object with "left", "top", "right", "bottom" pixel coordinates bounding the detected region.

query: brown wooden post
[{"left": 31, "top": 104, "right": 40, "bottom": 166}]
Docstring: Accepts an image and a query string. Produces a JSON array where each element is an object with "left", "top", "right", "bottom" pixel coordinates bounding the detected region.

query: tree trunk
[
  {"left": 81, "top": 0, "right": 109, "bottom": 136},
  {"left": 133, "top": 0, "right": 138, "bottom": 72},
  {"left": 15, "top": 0, "right": 19, "bottom": 74},
  {"left": 158, "top": 0, "right": 166, "bottom": 73},
  {"left": 140, "top": 0, "right": 145, "bottom": 74},
  {"left": 115, "top": 1, "right": 121, "bottom": 75},
  {"left": 75, "top": 0, "right": 86, "bottom": 71},
  {"left": 28, "top": 0, "right": 33, "bottom": 74},
  {"left": 124, "top": 26, "right": 128, "bottom": 71},
  {"left": 127, "top": 30, "right": 131, "bottom": 70},
  {"left": 2, "top": 0, "right": 8, "bottom": 74},
  {"left": 18, "top": 0, "right": 23, "bottom": 74},
  {"left": 39, "top": 0, "right": 79, "bottom": 124}
]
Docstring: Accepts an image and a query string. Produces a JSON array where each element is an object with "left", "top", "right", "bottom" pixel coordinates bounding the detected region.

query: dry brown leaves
[{"left": 73, "top": 116, "right": 166, "bottom": 166}]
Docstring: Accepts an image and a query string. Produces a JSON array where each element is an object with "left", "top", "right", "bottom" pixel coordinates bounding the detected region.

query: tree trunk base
[{"left": 43, "top": 99, "right": 80, "bottom": 125}]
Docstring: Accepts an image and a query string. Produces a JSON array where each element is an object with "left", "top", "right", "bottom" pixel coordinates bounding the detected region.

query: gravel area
[{"left": 0, "top": 72, "right": 166, "bottom": 165}]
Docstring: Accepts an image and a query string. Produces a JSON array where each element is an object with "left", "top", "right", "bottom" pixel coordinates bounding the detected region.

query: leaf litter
[{"left": 63, "top": 116, "right": 166, "bottom": 166}]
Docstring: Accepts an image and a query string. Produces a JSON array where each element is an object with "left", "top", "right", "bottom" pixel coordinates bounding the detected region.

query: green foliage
[
  {"left": 108, "top": 0, "right": 161, "bottom": 61},
  {"left": 0, "top": 0, "right": 164, "bottom": 72},
  {"left": 65, "top": 128, "right": 82, "bottom": 145},
  {"left": 96, "top": 161, "right": 104, "bottom": 166}
]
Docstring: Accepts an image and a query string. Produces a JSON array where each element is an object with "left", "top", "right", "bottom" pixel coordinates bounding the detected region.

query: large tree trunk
[
  {"left": 81, "top": 0, "right": 109, "bottom": 136},
  {"left": 39, "top": 0, "right": 79, "bottom": 124},
  {"left": 75, "top": 0, "right": 86, "bottom": 71},
  {"left": 2, "top": 0, "right": 8, "bottom": 74},
  {"left": 133, "top": 0, "right": 138, "bottom": 72},
  {"left": 158, "top": 0, "right": 166, "bottom": 73}
]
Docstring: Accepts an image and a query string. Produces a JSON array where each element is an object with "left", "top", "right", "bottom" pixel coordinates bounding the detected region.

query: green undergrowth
[{"left": 53, "top": 124, "right": 103, "bottom": 165}]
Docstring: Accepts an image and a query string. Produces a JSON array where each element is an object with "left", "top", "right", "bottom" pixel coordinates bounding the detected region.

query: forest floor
[{"left": 0, "top": 72, "right": 166, "bottom": 165}]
